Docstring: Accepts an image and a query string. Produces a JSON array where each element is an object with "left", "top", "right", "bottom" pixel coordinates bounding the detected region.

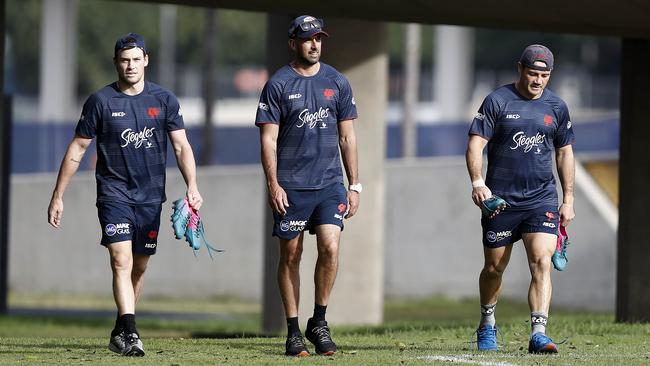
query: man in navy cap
[
  {"left": 47, "top": 33, "right": 203, "bottom": 356},
  {"left": 256, "top": 15, "right": 361, "bottom": 357},
  {"left": 466, "top": 44, "right": 575, "bottom": 353}
]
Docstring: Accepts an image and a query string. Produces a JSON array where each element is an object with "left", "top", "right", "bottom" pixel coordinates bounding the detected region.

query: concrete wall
[
  {"left": 10, "top": 166, "right": 265, "bottom": 300},
  {"left": 9, "top": 159, "right": 616, "bottom": 311},
  {"left": 383, "top": 158, "right": 616, "bottom": 312}
]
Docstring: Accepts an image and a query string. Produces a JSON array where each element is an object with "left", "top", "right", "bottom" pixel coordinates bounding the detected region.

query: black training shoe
[
  {"left": 305, "top": 318, "right": 337, "bottom": 356},
  {"left": 285, "top": 333, "right": 310, "bottom": 357},
  {"left": 122, "top": 333, "right": 145, "bottom": 357},
  {"left": 108, "top": 329, "right": 125, "bottom": 354}
]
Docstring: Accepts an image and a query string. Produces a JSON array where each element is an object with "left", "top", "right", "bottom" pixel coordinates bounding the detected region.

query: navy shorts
[
  {"left": 481, "top": 206, "right": 559, "bottom": 248},
  {"left": 272, "top": 183, "right": 348, "bottom": 240},
  {"left": 97, "top": 201, "right": 162, "bottom": 255}
]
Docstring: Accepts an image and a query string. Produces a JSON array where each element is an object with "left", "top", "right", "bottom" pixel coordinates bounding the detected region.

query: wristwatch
[{"left": 349, "top": 183, "right": 363, "bottom": 193}]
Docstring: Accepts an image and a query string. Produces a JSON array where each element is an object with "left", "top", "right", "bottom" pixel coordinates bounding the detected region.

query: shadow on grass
[
  {"left": 1, "top": 312, "right": 259, "bottom": 333},
  {"left": 344, "top": 321, "right": 475, "bottom": 333},
  {"left": 197, "top": 339, "right": 476, "bottom": 355},
  {"left": 190, "top": 331, "right": 274, "bottom": 339},
  {"left": 0, "top": 339, "right": 99, "bottom": 351},
  {"left": 0, "top": 314, "right": 112, "bottom": 327}
]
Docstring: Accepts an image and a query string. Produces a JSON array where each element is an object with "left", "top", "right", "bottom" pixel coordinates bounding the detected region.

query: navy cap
[
  {"left": 288, "top": 15, "right": 329, "bottom": 39},
  {"left": 114, "top": 32, "right": 147, "bottom": 56},
  {"left": 519, "top": 44, "right": 554, "bottom": 71}
]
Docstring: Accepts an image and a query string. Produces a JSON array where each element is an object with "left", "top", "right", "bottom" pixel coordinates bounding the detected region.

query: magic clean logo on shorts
[
  {"left": 105, "top": 223, "right": 130, "bottom": 236},
  {"left": 280, "top": 220, "right": 307, "bottom": 232},
  {"left": 105, "top": 224, "right": 117, "bottom": 236},
  {"left": 486, "top": 230, "right": 512, "bottom": 243}
]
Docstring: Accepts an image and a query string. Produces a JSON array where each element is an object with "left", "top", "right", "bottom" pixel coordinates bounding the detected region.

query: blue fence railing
[{"left": 11, "top": 119, "right": 619, "bottom": 174}]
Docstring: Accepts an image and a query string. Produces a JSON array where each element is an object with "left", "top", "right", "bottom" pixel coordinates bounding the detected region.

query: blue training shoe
[
  {"left": 476, "top": 325, "right": 498, "bottom": 351},
  {"left": 528, "top": 332, "right": 558, "bottom": 354}
]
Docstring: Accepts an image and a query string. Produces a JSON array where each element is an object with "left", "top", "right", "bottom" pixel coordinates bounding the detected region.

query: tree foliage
[
  {"left": 6, "top": 0, "right": 41, "bottom": 94},
  {"left": 5, "top": 0, "right": 619, "bottom": 97},
  {"left": 6, "top": 0, "right": 267, "bottom": 97}
]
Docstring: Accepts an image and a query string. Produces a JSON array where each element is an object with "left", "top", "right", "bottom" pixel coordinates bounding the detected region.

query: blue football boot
[
  {"left": 552, "top": 226, "right": 570, "bottom": 271},
  {"left": 171, "top": 198, "right": 191, "bottom": 239},
  {"left": 184, "top": 209, "right": 223, "bottom": 259}
]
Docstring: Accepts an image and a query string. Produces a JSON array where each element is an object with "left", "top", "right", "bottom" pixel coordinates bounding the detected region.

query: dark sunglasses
[{"left": 298, "top": 18, "right": 323, "bottom": 31}]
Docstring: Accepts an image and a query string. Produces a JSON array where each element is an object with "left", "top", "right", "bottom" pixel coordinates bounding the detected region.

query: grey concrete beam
[
  {"left": 296, "top": 18, "right": 388, "bottom": 325},
  {"left": 434, "top": 25, "right": 473, "bottom": 123},
  {"left": 402, "top": 23, "right": 420, "bottom": 158},
  {"left": 261, "top": 14, "right": 293, "bottom": 335},
  {"left": 260, "top": 16, "right": 388, "bottom": 332},
  {"left": 0, "top": 0, "right": 7, "bottom": 314},
  {"left": 38, "top": 0, "right": 78, "bottom": 123},
  {"left": 139, "top": 0, "right": 650, "bottom": 38},
  {"left": 158, "top": 4, "right": 177, "bottom": 90}
]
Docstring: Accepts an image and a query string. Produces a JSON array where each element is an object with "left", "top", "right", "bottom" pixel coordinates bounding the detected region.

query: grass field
[{"left": 1, "top": 295, "right": 650, "bottom": 365}]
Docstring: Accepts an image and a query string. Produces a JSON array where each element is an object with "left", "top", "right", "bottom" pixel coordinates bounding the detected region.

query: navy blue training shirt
[
  {"left": 76, "top": 81, "right": 184, "bottom": 204},
  {"left": 255, "top": 63, "right": 358, "bottom": 190},
  {"left": 469, "top": 84, "right": 575, "bottom": 210}
]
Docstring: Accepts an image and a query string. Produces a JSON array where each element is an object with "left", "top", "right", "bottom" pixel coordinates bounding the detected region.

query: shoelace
[
  {"left": 197, "top": 221, "right": 223, "bottom": 260},
  {"left": 173, "top": 211, "right": 190, "bottom": 226},
  {"left": 532, "top": 333, "right": 551, "bottom": 343},
  {"left": 559, "top": 238, "right": 570, "bottom": 256},
  {"left": 173, "top": 199, "right": 190, "bottom": 215},
  {"left": 468, "top": 326, "right": 503, "bottom": 350},
  {"left": 288, "top": 334, "right": 306, "bottom": 347},
  {"left": 311, "top": 325, "right": 333, "bottom": 344},
  {"left": 112, "top": 331, "right": 126, "bottom": 346},
  {"left": 525, "top": 318, "right": 570, "bottom": 347},
  {"left": 187, "top": 220, "right": 201, "bottom": 254},
  {"left": 124, "top": 333, "right": 140, "bottom": 344},
  {"left": 533, "top": 332, "right": 570, "bottom": 346},
  {"left": 176, "top": 202, "right": 223, "bottom": 259},
  {"left": 476, "top": 327, "right": 495, "bottom": 339},
  {"left": 187, "top": 210, "right": 200, "bottom": 230},
  {"left": 180, "top": 214, "right": 190, "bottom": 228}
]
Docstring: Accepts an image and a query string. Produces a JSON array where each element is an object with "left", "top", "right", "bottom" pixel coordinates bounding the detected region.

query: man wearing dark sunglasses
[{"left": 256, "top": 15, "right": 361, "bottom": 357}]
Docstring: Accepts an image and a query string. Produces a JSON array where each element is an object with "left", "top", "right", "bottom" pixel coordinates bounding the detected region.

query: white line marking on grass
[{"left": 418, "top": 354, "right": 520, "bottom": 366}]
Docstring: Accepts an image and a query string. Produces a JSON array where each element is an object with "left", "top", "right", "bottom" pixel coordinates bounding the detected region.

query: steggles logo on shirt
[
  {"left": 121, "top": 126, "right": 155, "bottom": 149},
  {"left": 510, "top": 131, "right": 546, "bottom": 153},
  {"left": 296, "top": 107, "right": 330, "bottom": 129}
]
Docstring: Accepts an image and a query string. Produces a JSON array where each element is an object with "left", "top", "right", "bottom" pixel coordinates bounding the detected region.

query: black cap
[
  {"left": 288, "top": 15, "right": 329, "bottom": 39},
  {"left": 114, "top": 32, "right": 147, "bottom": 57},
  {"left": 519, "top": 44, "right": 554, "bottom": 71}
]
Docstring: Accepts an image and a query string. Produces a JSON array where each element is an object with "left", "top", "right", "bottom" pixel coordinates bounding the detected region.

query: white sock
[
  {"left": 480, "top": 303, "right": 497, "bottom": 327},
  {"left": 531, "top": 312, "right": 548, "bottom": 335}
]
